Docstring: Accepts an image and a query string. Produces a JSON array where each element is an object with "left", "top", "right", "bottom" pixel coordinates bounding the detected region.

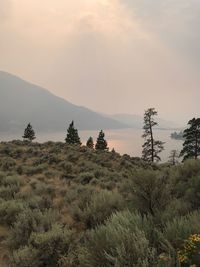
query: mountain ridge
[
  {"left": 108, "top": 113, "right": 180, "bottom": 130},
  {"left": 0, "top": 71, "right": 128, "bottom": 133}
]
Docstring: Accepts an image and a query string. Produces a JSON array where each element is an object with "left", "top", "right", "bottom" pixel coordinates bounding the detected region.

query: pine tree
[
  {"left": 22, "top": 123, "right": 36, "bottom": 142},
  {"left": 111, "top": 148, "right": 116, "bottom": 154},
  {"left": 142, "top": 108, "right": 164, "bottom": 163},
  {"left": 168, "top": 150, "right": 179, "bottom": 165},
  {"left": 95, "top": 130, "right": 108, "bottom": 151},
  {"left": 180, "top": 118, "right": 200, "bottom": 161},
  {"left": 86, "top": 137, "right": 94, "bottom": 149},
  {"left": 65, "top": 121, "right": 81, "bottom": 145}
]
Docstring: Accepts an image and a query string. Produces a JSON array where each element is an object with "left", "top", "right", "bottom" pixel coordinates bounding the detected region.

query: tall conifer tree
[
  {"left": 95, "top": 130, "right": 108, "bottom": 151},
  {"left": 180, "top": 118, "right": 200, "bottom": 161},
  {"left": 22, "top": 123, "right": 36, "bottom": 142},
  {"left": 142, "top": 108, "right": 164, "bottom": 162},
  {"left": 65, "top": 121, "right": 81, "bottom": 145},
  {"left": 86, "top": 137, "right": 94, "bottom": 149},
  {"left": 168, "top": 150, "right": 179, "bottom": 165}
]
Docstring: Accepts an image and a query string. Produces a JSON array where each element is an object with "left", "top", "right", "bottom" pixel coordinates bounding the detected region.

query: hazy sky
[{"left": 0, "top": 0, "right": 199, "bottom": 124}]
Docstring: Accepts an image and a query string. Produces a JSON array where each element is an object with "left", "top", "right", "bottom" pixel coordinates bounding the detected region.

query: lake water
[{"left": 0, "top": 128, "right": 183, "bottom": 162}]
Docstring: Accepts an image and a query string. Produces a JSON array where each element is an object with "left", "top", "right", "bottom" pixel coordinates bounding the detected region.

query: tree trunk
[
  {"left": 148, "top": 115, "right": 154, "bottom": 162},
  {"left": 195, "top": 130, "right": 198, "bottom": 159}
]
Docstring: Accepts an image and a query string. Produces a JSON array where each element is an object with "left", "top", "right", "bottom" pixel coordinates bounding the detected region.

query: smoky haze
[{"left": 0, "top": 0, "right": 199, "bottom": 124}]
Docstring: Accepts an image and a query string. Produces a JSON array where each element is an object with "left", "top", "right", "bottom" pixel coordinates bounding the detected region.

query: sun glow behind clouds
[
  {"left": 0, "top": 0, "right": 199, "bottom": 123},
  {"left": 10, "top": 0, "right": 148, "bottom": 42}
]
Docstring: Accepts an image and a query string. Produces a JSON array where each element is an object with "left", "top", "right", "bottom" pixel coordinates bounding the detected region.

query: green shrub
[
  {"left": 83, "top": 191, "right": 125, "bottom": 228},
  {"left": 79, "top": 211, "right": 159, "bottom": 267},
  {"left": 178, "top": 159, "right": 200, "bottom": 179},
  {"left": 44, "top": 170, "right": 55, "bottom": 178},
  {"left": 78, "top": 172, "right": 95, "bottom": 185},
  {"left": 25, "top": 195, "right": 53, "bottom": 210},
  {"left": 164, "top": 210, "right": 200, "bottom": 249},
  {"left": 181, "top": 174, "right": 200, "bottom": 210},
  {"left": 94, "top": 168, "right": 108, "bottom": 179},
  {"left": 30, "top": 224, "right": 72, "bottom": 266},
  {"left": 67, "top": 153, "right": 79, "bottom": 163},
  {"left": 34, "top": 182, "right": 55, "bottom": 198},
  {"left": 66, "top": 185, "right": 94, "bottom": 205},
  {"left": 0, "top": 186, "right": 17, "bottom": 200},
  {"left": 0, "top": 157, "right": 16, "bottom": 171},
  {"left": 130, "top": 170, "right": 172, "bottom": 216},
  {"left": 11, "top": 246, "right": 40, "bottom": 267},
  {"left": 16, "top": 165, "right": 23, "bottom": 175},
  {"left": 160, "top": 198, "right": 191, "bottom": 223},
  {"left": 0, "top": 199, "right": 24, "bottom": 225},
  {"left": 72, "top": 190, "right": 123, "bottom": 227},
  {"left": 11, "top": 224, "right": 73, "bottom": 267},
  {"left": 59, "top": 162, "right": 73, "bottom": 173},
  {"left": 8, "top": 208, "right": 57, "bottom": 249},
  {"left": 24, "top": 164, "right": 48, "bottom": 176},
  {"left": 0, "top": 145, "right": 12, "bottom": 156},
  {"left": 99, "top": 180, "right": 116, "bottom": 190},
  {"left": 0, "top": 175, "right": 23, "bottom": 187},
  {"left": 0, "top": 175, "right": 22, "bottom": 200}
]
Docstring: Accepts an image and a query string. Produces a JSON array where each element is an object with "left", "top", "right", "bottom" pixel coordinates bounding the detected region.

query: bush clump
[
  {"left": 79, "top": 211, "right": 162, "bottom": 267},
  {"left": 0, "top": 199, "right": 25, "bottom": 225},
  {"left": 8, "top": 208, "right": 57, "bottom": 249},
  {"left": 11, "top": 224, "right": 73, "bottom": 267}
]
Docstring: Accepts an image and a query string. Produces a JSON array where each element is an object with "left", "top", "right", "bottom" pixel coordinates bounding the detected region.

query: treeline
[
  {"left": 171, "top": 131, "right": 184, "bottom": 141},
  {"left": 21, "top": 108, "right": 200, "bottom": 163},
  {"left": 23, "top": 121, "right": 108, "bottom": 151},
  {"left": 141, "top": 108, "right": 200, "bottom": 163}
]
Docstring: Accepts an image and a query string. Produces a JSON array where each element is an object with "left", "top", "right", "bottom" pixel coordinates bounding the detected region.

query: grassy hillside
[{"left": 0, "top": 141, "right": 199, "bottom": 266}]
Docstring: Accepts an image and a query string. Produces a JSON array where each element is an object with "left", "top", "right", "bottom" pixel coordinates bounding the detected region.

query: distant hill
[
  {"left": 0, "top": 71, "right": 127, "bottom": 133},
  {"left": 109, "top": 114, "right": 142, "bottom": 129},
  {"left": 109, "top": 113, "right": 179, "bottom": 130}
]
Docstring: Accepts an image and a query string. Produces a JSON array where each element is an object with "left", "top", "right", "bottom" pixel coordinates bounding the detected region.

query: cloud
[
  {"left": 122, "top": 0, "right": 200, "bottom": 69},
  {"left": 0, "top": 0, "right": 11, "bottom": 22},
  {"left": 0, "top": 0, "right": 199, "bottom": 123},
  {"left": 6, "top": 0, "right": 148, "bottom": 44}
]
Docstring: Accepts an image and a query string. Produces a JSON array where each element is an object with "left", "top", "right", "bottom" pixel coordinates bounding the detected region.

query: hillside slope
[
  {"left": 0, "top": 141, "right": 199, "bottom": 266},
  {"left": 0, "top": 71, "right": 127, "bottom": 133},
  {"left": 109, "top": 113, "right": 179, "bottom": 129}
]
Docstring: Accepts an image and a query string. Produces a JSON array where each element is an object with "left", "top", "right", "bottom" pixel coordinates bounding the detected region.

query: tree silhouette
[
  {"left": 168, "top": 150, "right": 179, "bottom": 165},
  {"left": 65, "top": 121, "right": 81, "bottom": 145},
  {"left": 180, "top": 118, "right": 200, "bottom": 161},
  {"left": 22, "top": 123, "right": 36, "bottom": 142},
  {"left": 86, "top": 137, "right": 94, "bottom": 149},
  {"left": 142, "top": 108, "right": 164, "bottom": 163},
  {"left": 95, "top": 130, "right": 108, "bottom": 151}
]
